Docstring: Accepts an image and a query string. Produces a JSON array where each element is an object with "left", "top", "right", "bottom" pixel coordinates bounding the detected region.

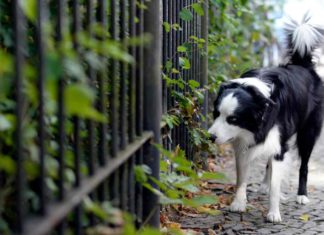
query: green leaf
[
  {"left": 83, "top": 197, "right": 108, "bottom": 221},
  {"left": 134, "top": 165, "right": 151, "bottom": 183},
  {"left": 180, "top": 8, "right": 193, "bottom": 21},
  {"left": 64, "top": 84, "right": 106, "bottom": 122},
  {"left": 0, "top": 155, "right": 16, "bottom": 174},
  {"left": 179, "top": 57, "right": 191, "bottom": 70},
  {"left": 199, "top": 172, "right": 226, "bottom": 181},
  {"left": 177, "top": 45, "right": 187, "bottom": 53},
  {"left": 192, "top": 3, "right": 204, "bottom": 16},
  {"left": 20, "top": 0, "right": 37, "bottom": 22},
  {"left": 0, "top": 50, "right": 13, "bottom": 76},
  {"left": 163, "top": 22, "right": 171, "bottom": 33},
  {"left": 184, "top": 195, "right": 218, "bottom": 207},
  {"left": 171, "top": 23, "right": 182, "bottom": 31},
  {"left": 175, "top": 183, "right": 199, "bottom": 193},
  {"left": 165, "top": 60, "right": 173, "bottom": 72},
  {"left": 188, "top": 80, "right": 200, "bottom": 89}
]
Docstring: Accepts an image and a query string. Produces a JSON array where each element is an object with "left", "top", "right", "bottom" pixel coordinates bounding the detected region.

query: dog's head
[{"left": 208, "top": 78, "right": 275, "bottom": 145}]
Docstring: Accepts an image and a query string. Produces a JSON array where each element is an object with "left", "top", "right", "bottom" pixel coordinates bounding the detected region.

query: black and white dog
[{"left": 208, "top": 16, "right": 324, "bottom": 222}]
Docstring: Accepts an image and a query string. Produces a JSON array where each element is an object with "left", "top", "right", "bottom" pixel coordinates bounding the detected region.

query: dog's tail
[{"left": 283, "top": 13, "right": 324, "bottom": 67}]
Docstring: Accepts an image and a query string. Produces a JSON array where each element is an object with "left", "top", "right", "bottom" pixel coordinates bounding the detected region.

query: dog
[{"left": 208, "top": 15, "right": 324, "bottom": 222}]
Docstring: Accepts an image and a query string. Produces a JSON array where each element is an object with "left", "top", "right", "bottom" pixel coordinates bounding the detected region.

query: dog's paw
[
  {"left": 258, "top": 183, "right": 269, "bottom": 194},
  {"left": 296, "top": 195, "right": 310, "bottom": 205},
  {"left": 267, "top": 211, "right": 282, "bottom": 223},
  {"left": 229, "top": 200, "right": 246, "bottom": 212}
]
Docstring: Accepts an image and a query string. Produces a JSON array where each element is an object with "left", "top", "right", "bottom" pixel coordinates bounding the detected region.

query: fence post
[
  {"left": 201, "top": 0, "right": 208, "bottom": 127},
  {"left": 142, "top": 0, "right": 162, "bottom": 228}
]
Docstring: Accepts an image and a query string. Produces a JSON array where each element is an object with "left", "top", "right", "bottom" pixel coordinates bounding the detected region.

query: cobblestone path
[{"left": 180, "top": 127, "right": 324, "bottom": 234}]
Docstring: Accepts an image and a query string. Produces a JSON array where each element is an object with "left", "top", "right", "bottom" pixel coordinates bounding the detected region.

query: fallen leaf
[
  {"left": 165, "top": 222, "right": 181, "bottom": 229},
  {"left": 300, "top": 214, "right": 310, "bottom": 222}
]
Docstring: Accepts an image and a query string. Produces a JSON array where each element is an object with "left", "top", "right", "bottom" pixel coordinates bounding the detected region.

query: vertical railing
[
  {"left": 13, "top": 0, "right": 25, "bottom": 232},
  {"left": 2, "top": 0, "right": 208, "bottom": 234},
  {"left": 143, "top": 0, "right": 162, "bottom": 227},
  {"left": 161, "top": 0, "right": 208, "bottom": 158}
]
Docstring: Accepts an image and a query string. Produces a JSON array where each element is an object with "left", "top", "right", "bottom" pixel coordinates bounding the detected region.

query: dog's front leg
[
  {"left": 267, "top": 154, "right": 289, "bottom": 223},
  {"left": 230, "top": 151, "right": 249, "bottom": 212}
]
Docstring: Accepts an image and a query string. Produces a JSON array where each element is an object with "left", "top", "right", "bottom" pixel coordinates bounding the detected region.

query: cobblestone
[{"left": 180, "top": 125, "right": 324, "bottom": 234}]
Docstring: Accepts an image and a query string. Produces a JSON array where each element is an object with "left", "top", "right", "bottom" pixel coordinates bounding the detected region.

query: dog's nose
[{"left": 209, "top": 134, "right": 217, "bottom": 142}]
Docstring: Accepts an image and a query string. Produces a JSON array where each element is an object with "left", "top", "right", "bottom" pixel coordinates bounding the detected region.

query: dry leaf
[
  {"left": 166, "top": 222, "right": 181, "bottom": 229},
  {"left": 300, "top": 214, "right": 310, "bottom": 222}
]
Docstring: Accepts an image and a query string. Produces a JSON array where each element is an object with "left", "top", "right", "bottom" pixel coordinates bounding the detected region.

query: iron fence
[{"left": 1, "top": 0, "right": 207, "bottom": 234}]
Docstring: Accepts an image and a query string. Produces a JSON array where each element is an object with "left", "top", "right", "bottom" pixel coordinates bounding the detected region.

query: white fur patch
[
  {"left": 232, "top": 77, "right": 272, "bottom": 98},
  {"left": 218, "top": 93, "right": 238, "bottom": 115},
  {"left": 267, "top": 152, "right": 292, "bottom": 223},
  {"left": 296, "top": 195, "right": 310, "bottom": 204},
  {"left": 247, "top": 125, "right": 281, "bottom": 161},
  {"left": 284, "top": 17, "right": 324, "bottom": 57}
]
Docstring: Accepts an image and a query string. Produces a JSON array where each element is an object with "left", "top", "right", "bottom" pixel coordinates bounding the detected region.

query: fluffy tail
[{"left": 283, "top": 13, "right": 324, "bottom": 67}]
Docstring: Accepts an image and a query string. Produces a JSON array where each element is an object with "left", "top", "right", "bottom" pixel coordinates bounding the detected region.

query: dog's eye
[
  {"left": 213, "top": 110, "right": 220, "bottom": 119},
  {"left": 227, "top": 116, "right": 238, "bottom": 124}
]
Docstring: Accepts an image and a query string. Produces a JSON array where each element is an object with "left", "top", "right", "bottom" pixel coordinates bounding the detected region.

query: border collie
[{"left": 208, "top": 15, "right": 324, "bottom": 222}]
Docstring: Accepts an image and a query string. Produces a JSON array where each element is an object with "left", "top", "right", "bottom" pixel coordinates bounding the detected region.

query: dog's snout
[{"left": 209, "top": 134, "right": 217, "bottom": 142}]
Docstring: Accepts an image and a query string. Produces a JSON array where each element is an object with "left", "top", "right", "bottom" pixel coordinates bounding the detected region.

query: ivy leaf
[
  {"left": 179, "top": 57, "right": 191, "bottom": 70},
  {"left": 192, "top": 3, "right": 204, "bottom": 16},
  {"left": 188, "top": 80, "right": 200, "bottom": 89},
  {"left": 180, "top": 8, "right": 193, "bottom": 21},
  {"left": 20, "top": 0, "right": 37, "bottom": 22},
  {"left": 184, "top": 195, "right": 218, "bottom": 207},
  {"left": 165, "top": 60, "right": 173, "bottom": 72},
  {"left": 0, "top": 155, "right": 16, "bottom": 174},
  {"left": 83, "top": 197, "right": 108, "bottom": 221},
  {"left": 64, "top": 84, "right": 106, "bottom": 122},
  {"left": 163, "top": 22, "right": 171, "bottom": 33},
  {"left": 177, "top": 45, "right": 187, "bottom": 53},
  {"left": 172, "top": 68, "right": 180, "bottom": 74}
]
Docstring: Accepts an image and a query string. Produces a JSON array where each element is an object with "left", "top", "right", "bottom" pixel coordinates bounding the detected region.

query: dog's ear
[
  {"left": 217, "top": 82, "right": 240, "bottom": 97},
  {"left": 214, "top": 82, "right": 240, "bottom": 108},
  {"left": 244, "top": 85, "right": 275, "bottom": 107}
]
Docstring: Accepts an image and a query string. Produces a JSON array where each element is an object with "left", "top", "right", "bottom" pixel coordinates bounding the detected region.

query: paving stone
[
  {"left": 178, "top": 135, "right": 324, "bottom": 234},
  {"left": 309, "top": 224, "right": 324, "bottom": 232},
  {"left": 224, "top": 229, "right": 235, "bottom": 235},
  {"left": 300, "top": 221, "right": 316, "bottom": 230},
  {"left": 256, "top": 228, "right": 272, "bottom": 234},
  {"left": 301, "top": 231, "right": 317, "bottom": 235}
]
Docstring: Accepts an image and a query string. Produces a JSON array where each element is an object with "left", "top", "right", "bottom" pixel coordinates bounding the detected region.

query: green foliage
[
  {"left": 208, "top": 0, "right": 277, "bottom": 92},
  {"left": 135, "top": 145, "right": 224, "bottom": 209},
  {"left": 0, "top": 0, "right": 277, "bottom": 233}
]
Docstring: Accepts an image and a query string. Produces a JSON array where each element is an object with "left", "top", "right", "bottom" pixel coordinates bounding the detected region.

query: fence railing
[{"left": 0, "top": 0, "right": 207, "bottom": 234}]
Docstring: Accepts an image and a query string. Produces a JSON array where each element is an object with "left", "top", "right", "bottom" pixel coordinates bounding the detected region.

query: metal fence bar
[
  {"left": 201, "top": 0, "right": 209, "bottom": 128},
  {"left": 24, "top": 132, "right": 153, "bottom": 235},
  {"left": 56, "top": 1, "right": 66, "bottom": 233},
  {"left": 13, "top": 0, "right": 25, "bottom": 232},
  {"left": 85, "top": 0, "right": 97, "bottom": 226},
  {"left": 97, "top": 0, "right": 108, "bottom": 166},
  {"left": 71, "top": 1, "right": 82, "bottom": 234},
  {"left": 36, "top": 0, "right": 47, "bottom": 217},
  {"left": 135, "top": 0, "right": 145, "bottom": 226},
  {"left": 142, "top": 0, "right": 162, "bottom": 227},
  {"left": 3, "top": 0, "right": 208, "bottom": 233},
  {"left": 128, "top": 0, "right": 137, "bottom": 217}
]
